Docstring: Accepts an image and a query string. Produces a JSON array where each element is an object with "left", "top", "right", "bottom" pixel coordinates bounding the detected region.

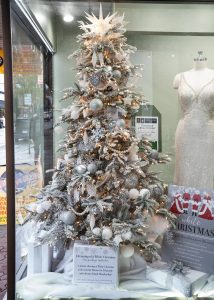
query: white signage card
[
  {"left": 73, "top": 243, "right": 118, "bottom": 287},
  {"left": 135, "top": 116, "right": 159, "bottom": 148}
]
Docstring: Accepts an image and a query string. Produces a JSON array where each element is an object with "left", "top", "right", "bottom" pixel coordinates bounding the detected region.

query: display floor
[{"left": 16, "top": 272, "right": 214, "bottom": 300}]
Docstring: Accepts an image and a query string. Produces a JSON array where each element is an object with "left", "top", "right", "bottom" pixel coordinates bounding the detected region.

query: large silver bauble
[
  {"left": 59, "top": 211, "right": 76, "bottom": 225},
  {"left": 87, "top": 163, "right": 98, "bottom": 174},
  {"left": 116, "top": 119, "right": 126, "bottom": 128},
  {"left": 75, "top": 164, "right": 87, "bottom": 175},
  {"left": 89, "top": 98, "right": 103, "bottom": 111},
  {"left": 112, "top": 70, "right": 122, "bottom": 79}
]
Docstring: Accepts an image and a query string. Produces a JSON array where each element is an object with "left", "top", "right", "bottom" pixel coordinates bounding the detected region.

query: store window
[{"left": 4, "top": 1, "right": 214, "bottom": 299}]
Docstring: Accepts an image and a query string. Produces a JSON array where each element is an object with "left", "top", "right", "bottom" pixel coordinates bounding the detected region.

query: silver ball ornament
[
  {"left": 120, "top": 245, "right": 135, "bottom": 258},
  {"left": 92, "top": 227, "right": 101, "bottom": 236},
  {"left": 75, "top": 164, "right": 87, "bottom": 175},
  {"left": 89, "top": 98, "right": 103, "bottom": 111},
  {"left": 36, "top": 204, "right": 45, "bottom": 214},
  {"left": 87, "top": 163, "right": 98, "bottom": 174},
  {"left": 112, "top": 70, "right": 121, "bottom": 79},
  {"left": 59, "top": 211, "right": 76, "bottom": 225},
  {"left": 121, "top": 231, "right": 132, "bottom": 241},
  {"left": 129, "top": 189, "right": 140, "bottom": 199},
  {"left": 116, "top": 119, "right": 126, "bottom": 129},
  {"left": 150, "top": 149, "right": 159, "bottom": 160},
  {"left": 41, "top": 201, "right": 52, "bottom": 211},
  {"left": 102, "top": 227, "right": 113, "bottom": 240},
  {"left": 140, "top": 188, "right": 151, "bottom": 200},
  {"left": 105, "top": 66, "right": 112, "bottom": 73}
]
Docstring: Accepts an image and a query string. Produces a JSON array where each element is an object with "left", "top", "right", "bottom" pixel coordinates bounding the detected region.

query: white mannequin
[{"left": 173, "top": 54, "right": 214, "bottom": 190}]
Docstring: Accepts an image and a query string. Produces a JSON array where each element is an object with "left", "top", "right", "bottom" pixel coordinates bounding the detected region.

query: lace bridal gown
[{"left": 174, "top": 71, "right": 214, "bottom": 190}]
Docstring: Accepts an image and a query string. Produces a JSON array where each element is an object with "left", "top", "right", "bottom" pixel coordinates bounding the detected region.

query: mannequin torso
[{"left": 173, "top": 60, "right": 214, "bottom": 190}]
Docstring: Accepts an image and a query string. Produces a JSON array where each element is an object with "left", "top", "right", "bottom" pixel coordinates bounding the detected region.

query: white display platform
[{"left": 16, "top": 272, "right": 214, "bottom": 300}]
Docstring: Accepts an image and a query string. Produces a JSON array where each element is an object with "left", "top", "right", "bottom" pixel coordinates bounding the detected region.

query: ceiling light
[{"left": 63, "top": 15, "right": 74, "bottom": 23}]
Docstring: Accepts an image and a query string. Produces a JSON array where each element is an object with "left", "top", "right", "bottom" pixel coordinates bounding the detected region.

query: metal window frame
[
  {"left": 1, "top": 0, "right": 54, "bottom": 298},
  {"left": 1, "top": 0, "right": 214, "bottom": 299}
]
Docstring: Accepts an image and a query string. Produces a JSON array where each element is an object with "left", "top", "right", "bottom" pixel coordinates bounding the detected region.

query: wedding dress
[{"left": 174, "top": 71, "right": 214, "bottom": 190}]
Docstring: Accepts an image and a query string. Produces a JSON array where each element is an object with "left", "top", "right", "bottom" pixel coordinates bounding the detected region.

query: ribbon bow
[{"left": 168, "top": 260, "right": 189, "bottom": 275}]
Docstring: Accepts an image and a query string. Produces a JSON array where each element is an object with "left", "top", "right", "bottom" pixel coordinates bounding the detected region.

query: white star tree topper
[{"left": 79, "top": 4, "right": 127, "bottom": 37}]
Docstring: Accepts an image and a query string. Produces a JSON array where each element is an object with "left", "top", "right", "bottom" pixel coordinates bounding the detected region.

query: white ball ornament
[
  {"left": 75, "top": 164, "right": 87, "bottom": 175},
  {"left": 140, "top": 188, "right": 151, "bottom": 200},
  {"left": 89, "top": 98, "right": 103, "bottom": 111},
  {"left": 120, "top": 244, "right": 135, "bottom": 258},
  {"left": 116, "top": 119, "right": 126, "bottom": 129},
  {"left": 92, "top": 227, "right": 101, "bottom": 236},
  {"left": 87, "top": 163, "right": 97, "bottom": 174},
  {"left": 129, "top": 189, "right": 140, "bottom": 199},
  {"left": 102, "top": 227, "right": 113, "bottom": 240},
  {"left": 59, "top": 211, "right": 76, "bottom": 225},
  {"left": 36, "top": 204, "right": 45, "bottom": 214}
]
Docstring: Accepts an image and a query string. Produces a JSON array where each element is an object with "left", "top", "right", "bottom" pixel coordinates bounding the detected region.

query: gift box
[
  {"left": 27, "top": 243, "right": 53, "bottom": 275},
  {"left": 146, "top": 260, "right": 209, "bottom": 297}
]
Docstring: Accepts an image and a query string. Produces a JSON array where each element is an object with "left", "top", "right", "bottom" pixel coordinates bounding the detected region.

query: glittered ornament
[
  {"left": 89, "top": 98, "right": 103, "bottom": 111},
  {"left": 116, "top": 119, "right": 126, "bottom": 129},
  {"left": 120, "top": 244, "right": 135, "bottom": 258},
  {"left": 102, "top": 226, "right": 113, "bottom": 240},
  {"left": 87, "top": 163, "right": 97, "bottom": 174},
  {"left": 112, "top": 69, "right": 121, "bottom": 79},
  {"left": 125, "top": 173, "right": 139, "bottom": 188},
  {"left": 90, "top": 73, "right": 102, "bottom": 87},
  {"left": 36, "top": 204, "right": 45, "bottom": 214},
  {"left": 75, "top": 164, "right": 87, "bottom": 174},
  {"left": 153, "top": 185, "right": 164, "bottom": 197},
  {"left": 140, "top": 188, "right": 151, "bottom": 200},
  {"left": 121, "top": 231, "right": 132, "bottom": 241},
  {"left": 59, "top": 211, "right": 76, "bottom": 225},
  {"left": 129, "top": 189, "right": 140, "bottom": 199},
  {"left": 92, "top": 227, "right": 101, "bottom": 236}
]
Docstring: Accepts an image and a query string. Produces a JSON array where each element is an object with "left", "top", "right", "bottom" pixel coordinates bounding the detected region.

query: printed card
[
  {"left": 73, "top": 243, "right": 119, "bottom": 287},
  {"left": 162, "top": 185, "right": 214, "bottom": 274}
]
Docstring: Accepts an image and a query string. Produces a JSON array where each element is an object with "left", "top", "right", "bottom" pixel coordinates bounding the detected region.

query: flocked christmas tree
[{"left": 25, "top": 6, "right": 176, "bottom": 261}]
